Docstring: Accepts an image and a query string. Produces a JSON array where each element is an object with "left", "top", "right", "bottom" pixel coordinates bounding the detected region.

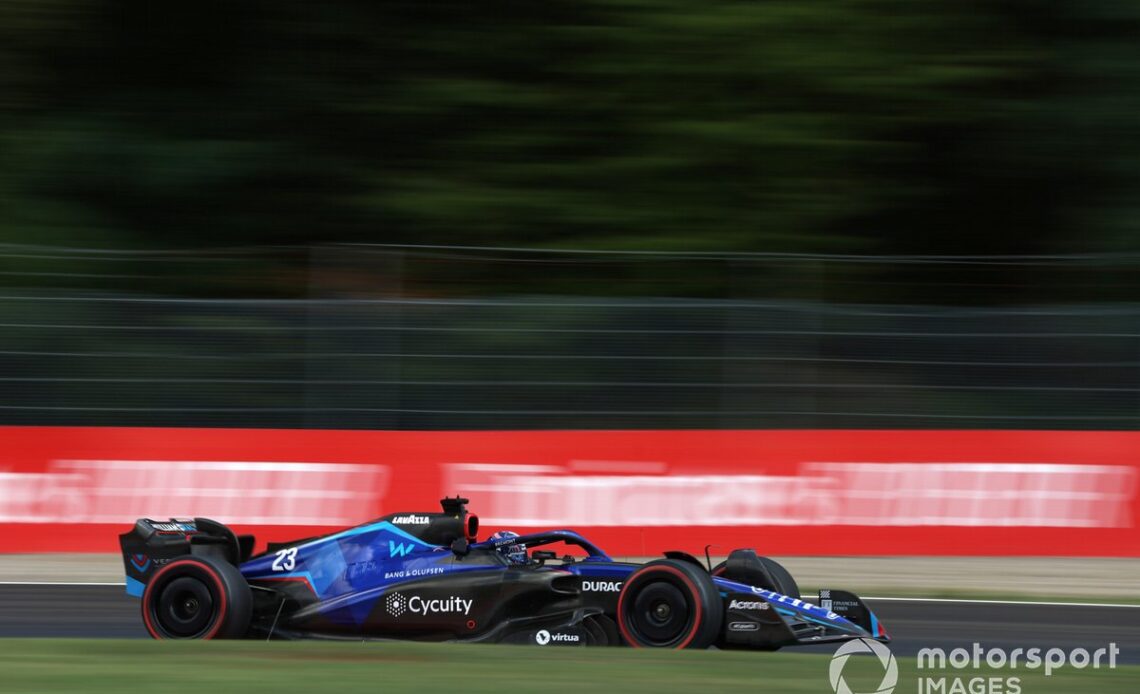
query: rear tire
[
  {"left": 617, "top": 559, "right": 722, "bottom": 649},
  {"left": 142, "top": 555, "right": 252, "bottom": 639}
]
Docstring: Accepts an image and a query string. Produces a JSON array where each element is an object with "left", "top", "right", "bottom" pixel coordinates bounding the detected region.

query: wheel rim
[
  {"left": 154, "top": 576, "right": 216, "bottom": 638},
  {"left": 624, "top": 581, "right": 694, "bottom": 647}
]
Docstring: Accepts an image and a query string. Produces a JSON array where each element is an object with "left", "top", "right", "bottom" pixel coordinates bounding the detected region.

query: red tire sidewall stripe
[
  {"left": 617, "top": 565, "right": 706, "bottom": 649},
  {"left": 141, "top": 559, "right": 229, "bottom": 640}
]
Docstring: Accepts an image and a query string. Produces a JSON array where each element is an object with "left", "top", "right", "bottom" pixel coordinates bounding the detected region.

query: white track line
[
  {"left": 1, "top": 582, "right": 1136, "bottom": 608},
  {"left": 864, "top": 596, "right": 1140, "bottom": 609}
]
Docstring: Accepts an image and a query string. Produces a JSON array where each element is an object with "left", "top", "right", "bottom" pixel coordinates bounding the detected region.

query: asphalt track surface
[{"left": 1, "top": 585, "right": 1137, "bottom": 663}]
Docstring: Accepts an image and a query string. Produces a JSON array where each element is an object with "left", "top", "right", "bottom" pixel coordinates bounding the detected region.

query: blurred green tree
[{"left": 0, "top": 1, "right": 1137, "bottom": 297}]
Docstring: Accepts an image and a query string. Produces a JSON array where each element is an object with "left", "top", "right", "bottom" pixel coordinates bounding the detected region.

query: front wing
[{"left": 714, "top": 579, "right": 890, "bottom": 649}]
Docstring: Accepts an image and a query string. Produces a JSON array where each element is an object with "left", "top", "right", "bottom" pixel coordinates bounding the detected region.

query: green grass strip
[{"left": 1, "top": 639, "right": 1135, "bottom": 694}]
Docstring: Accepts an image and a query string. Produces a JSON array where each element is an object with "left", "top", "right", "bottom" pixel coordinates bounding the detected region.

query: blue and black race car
[{"left": 119, "top": 496, "right": 890, "bottom": 649}]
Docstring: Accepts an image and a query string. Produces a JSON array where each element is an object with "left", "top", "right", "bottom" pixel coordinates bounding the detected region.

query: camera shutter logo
[{"left": 829, "top": 638, "right": 898, "bottom": 694}]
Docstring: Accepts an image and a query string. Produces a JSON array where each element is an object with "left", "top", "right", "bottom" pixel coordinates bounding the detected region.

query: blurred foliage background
[
  {"left": 0, "top": 1, "right": 1136, "bottom": 429},
  {"left": 1, "top": 0, "right": 1138, "bottom": 302}
]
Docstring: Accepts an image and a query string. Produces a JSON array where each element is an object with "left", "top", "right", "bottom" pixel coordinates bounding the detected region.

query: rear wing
[{"left": 119, "top": 517, "right": 253, "bottom": 597}]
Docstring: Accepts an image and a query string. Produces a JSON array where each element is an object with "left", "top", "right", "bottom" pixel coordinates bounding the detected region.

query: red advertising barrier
[{"left": 0, "top": 427, "right": 1136, "bottom": 556}]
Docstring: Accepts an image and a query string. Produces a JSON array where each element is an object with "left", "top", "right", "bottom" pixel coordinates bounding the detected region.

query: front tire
[
  {"left": 142, "top": 555, "right": 252, "bottom": 639},
  {"left": 617, "top": 559, "right": 722, "bottom": 649}
]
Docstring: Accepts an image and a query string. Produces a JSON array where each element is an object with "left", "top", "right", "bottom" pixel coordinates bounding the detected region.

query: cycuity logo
[
  {"left": 385, "top": 592, "right": 408, "bottom": 617},
  {"left": 830, "top": 638, "right": 898, "bottom": 694},
  {"left": 385, "top": 592, "right": 473, "bottom": 618},
  {"left": 389, "top": 540, "right": 415, "bottom": 557}
]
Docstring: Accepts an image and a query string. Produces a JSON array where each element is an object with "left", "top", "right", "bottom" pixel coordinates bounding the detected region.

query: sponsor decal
[
  {"left": 729, "top": 599, "right": 769, "bottom": 611},
  {"left": 821, "top": 590, "right": 860, "bottom": 614},
  {"left": 751, "top": 587, "right": 839, "bottom": 620},
  {"left": 385, "top": 592, "right": 473, "bottom": 618},
  {"left": 581, "top": 580, "right": 622, "bottom": 592},
  {"left": 129, "top": 553, "right": 151, "bottom": 573},
  {"left": 386, "top": 592, "right": 408, "bottom": 617},
  {"left": 535, "top": 629, "right": 579, "bottom": 645},
  {"left": 391, "top": 514, "right": 429, "bottom": 525},
  {"left": 383, "top": 567, "right": 446, "bottom": 580},
  {"left": 149, "top": 521, "right": 196, "bottom": 533},
  {"left": 345, "top": 560, "right": 378, "bottom": 580},
  {"left": 389, "top": 540, "right": 416, "bottom": 558},
  {"left": 729, "top": 622, "right": 759, "bottom": 632}
]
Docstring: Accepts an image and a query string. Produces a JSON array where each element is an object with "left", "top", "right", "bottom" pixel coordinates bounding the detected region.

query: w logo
[{"left": 389, "top": 541, "right": 415, "bottom": 558}]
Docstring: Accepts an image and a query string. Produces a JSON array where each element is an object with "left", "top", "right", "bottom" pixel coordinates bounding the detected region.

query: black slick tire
[
  {"left": 141, "top": 555, "right": 252, "bottom": 639},
  {"left": 616, "top": 559, "right": 722, "bottom": 649}
]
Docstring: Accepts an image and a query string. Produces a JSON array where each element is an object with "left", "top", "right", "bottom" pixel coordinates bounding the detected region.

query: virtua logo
[
  {"left": 729, "top": 599, "right": 769, "bottom": 611},
  {"left": 389, "top": 541, "right": 416, "bottom": 557},
  {"left": 535, "top": 629, "right": 579, "bottom": 645},
  {"left": 391, "top": 514, "right": 429, "bottom": 525},
  {"left": 582, "top": 580, "right": 623, "bottom": 592}
]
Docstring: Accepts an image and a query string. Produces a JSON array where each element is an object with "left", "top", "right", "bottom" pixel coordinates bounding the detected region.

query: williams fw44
[{"left": 119, "top": 497, "right": 890, "bottom": 649}]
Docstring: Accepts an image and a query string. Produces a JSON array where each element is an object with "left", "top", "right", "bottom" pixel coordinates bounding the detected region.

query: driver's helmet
[{"left": 489, "top": 530, "right": 527, "bottom": 564}]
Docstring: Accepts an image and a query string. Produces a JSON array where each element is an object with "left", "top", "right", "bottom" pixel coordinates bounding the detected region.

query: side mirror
[
  {"left": 531, "top": 550, "right": 557, "bottom": 566},
  {"left": 450, "top": 537, "right": 470, "bottom": 557}
]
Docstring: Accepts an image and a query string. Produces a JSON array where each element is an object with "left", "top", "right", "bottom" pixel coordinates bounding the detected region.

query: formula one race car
[{"left": 119, "top": 497, "right": 890, "bottom": 649}]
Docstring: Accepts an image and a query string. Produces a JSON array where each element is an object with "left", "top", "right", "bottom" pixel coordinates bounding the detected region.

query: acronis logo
[{"left": 389, "top": 541, "right": 415, "bottom": 558}]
